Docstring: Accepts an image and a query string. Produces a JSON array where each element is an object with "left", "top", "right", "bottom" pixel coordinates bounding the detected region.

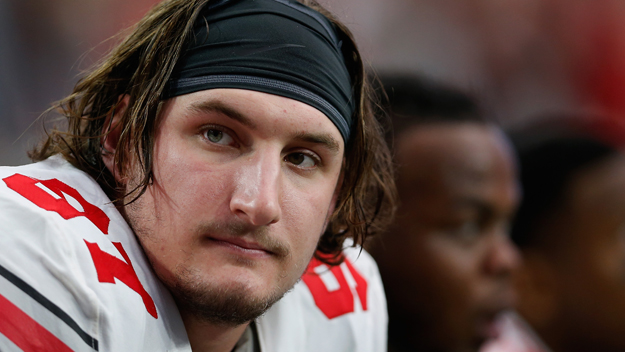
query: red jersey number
[
  {"left": 3, "top": 174, "right": 157, "bottom": 318},
  {"left": 302, "top": 256, "right": 368, "bottom": 319},
  {"left": 85, "top": 241, "right": 158, "bottom": 318},
  {"left": 3, "top": 173, "right": 110, "bottom": 234}
]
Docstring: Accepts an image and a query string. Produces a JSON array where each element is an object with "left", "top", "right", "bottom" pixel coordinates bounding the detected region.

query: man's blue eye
[
  {"left": 207, "top": 129, "right": 223, "bottom": 142},
  {"left": 204, "top": 129, "right": 234, "bottom": 145}
]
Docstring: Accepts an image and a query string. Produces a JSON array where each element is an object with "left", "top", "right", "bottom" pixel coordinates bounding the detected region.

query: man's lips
[
  {"left": 207, "top": 236, "right": 275, "bottom": 256},
  {"left": 196, "top": 221, "right": 290, "bottom": 257}
]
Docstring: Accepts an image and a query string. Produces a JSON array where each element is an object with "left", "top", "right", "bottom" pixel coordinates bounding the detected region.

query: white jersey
[
  {"left": 257, "top": 245, "right": 387, "bottom": 352},
  {"left": 0, "top": 156, "right": 387, "bottom": 352}
]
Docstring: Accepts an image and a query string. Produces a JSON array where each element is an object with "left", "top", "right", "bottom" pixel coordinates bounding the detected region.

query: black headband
[{"left": 164, "top": 0, "right": 355, "bottom": 141}]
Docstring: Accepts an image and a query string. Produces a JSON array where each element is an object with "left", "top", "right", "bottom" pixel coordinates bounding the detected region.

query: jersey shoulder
[{"left": 0, "top": 157, "right": 191, "bottom": 352}]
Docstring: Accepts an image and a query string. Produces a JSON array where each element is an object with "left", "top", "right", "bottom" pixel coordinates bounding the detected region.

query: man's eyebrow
[
  {"left": 293, "top": 131, "right": 341, "bottom": 154},
  {"left": 189, "top": 100, "right": 257, "bottom": 129}
]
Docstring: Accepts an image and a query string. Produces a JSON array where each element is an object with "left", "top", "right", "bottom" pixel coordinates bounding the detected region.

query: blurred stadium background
[{"left": 2, "top": 0, "right": 625, "bottom": 165}]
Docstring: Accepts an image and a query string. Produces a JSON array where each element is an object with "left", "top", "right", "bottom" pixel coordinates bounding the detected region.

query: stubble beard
[
  {"left": 161, "top": 221, "right": 299, "bottom": 327},
  {"left": 147, "top": 221, "right": 308, "bottom": 328},
  {"left": 165, "top": 266, "right": 293, "bottom": 327}
]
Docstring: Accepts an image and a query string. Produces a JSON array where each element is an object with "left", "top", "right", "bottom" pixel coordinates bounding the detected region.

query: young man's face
[
  {"left": 374, "top": 124, "right": 520, "bottom": 352},
  {"left": 118, "top": 89, "right": 344, "bottom": 325}
]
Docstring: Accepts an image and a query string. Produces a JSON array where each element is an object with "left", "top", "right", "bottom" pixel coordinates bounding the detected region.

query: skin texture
[
  {"left": 517, "top": 154, "right": 625, "bottom": 352},
  {"left": 103, "top": 89, "right": 344, "bottom": 352},
  {"left": 371, "top": 123, "right": 520, "bottom": 352}
]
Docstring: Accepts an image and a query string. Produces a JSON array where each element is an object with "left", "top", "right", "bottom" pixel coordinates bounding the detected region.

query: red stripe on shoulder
[{"left": 0, "top": 293, "right": 74, "bottom": 352}]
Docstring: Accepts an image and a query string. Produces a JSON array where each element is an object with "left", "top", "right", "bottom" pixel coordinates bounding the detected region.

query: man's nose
[
  {"left": 230, "top": 151, "right": 282, "bottom": 227},
  {"left": 484, "top": 231, "right": 522, "bottom": 277}
]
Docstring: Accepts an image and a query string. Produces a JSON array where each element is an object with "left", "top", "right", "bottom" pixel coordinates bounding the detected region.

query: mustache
[{"left": 197, "top": 220, "right": 290, "bottom": 258}]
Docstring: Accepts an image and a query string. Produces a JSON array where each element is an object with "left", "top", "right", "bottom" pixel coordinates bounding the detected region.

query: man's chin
[{"left": 169, "top": 276, "right": 288, "bottom": 327}]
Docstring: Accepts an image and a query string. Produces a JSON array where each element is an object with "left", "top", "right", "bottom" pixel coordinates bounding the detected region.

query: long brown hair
[{"left": 31, "top": 0, "right": 396, "bottom": 265}]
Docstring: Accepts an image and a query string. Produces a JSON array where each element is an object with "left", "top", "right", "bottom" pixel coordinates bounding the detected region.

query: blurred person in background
[
  {"left": 368, "top": 75, "right": 521, "bottom": 352},
  {"left": 495, "top": 125, "right": 625, "bottom": 352}
]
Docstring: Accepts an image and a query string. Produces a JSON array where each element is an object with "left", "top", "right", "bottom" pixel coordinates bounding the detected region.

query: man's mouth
[
  {"left": 197, "top": 221, "right": 290, "bottom": 258},
  {"left": 206, "top": 235, "right": 276, "bottom": 258}
]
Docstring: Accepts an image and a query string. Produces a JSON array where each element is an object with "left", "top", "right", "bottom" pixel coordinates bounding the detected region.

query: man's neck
[{"left": 180, "top": 311, "right": 249, "bottom": 352}]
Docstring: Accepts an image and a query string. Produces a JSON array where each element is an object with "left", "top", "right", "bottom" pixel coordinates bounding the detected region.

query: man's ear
[{"left": 101, "top": 95, "right": 129, "bottom": 183}]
